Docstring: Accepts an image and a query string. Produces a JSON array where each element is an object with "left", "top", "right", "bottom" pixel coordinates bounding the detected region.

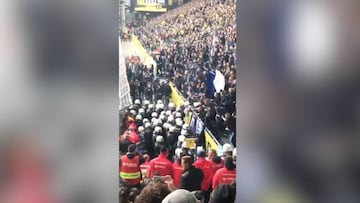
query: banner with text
[{"left": 135, "top": 0, "right": 167, "bottom": 12}]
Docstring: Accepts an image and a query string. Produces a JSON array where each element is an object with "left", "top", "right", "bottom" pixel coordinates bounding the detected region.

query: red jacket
[
  {"left": 140, "top": 161, "right": 150, "bottom": 171},
  {"left": 193, "top": 157, "right": 213, "bottom": 191},
  {"left": 140, "top": 161, "right": 150, "bottom": 178},
  {"left": 147, "top": 153, "right": 173, "bottom": 178},
  {"left": 211, "top": 159, "right": 224, "bottom": 174},
  {"left": 119, "top": 155, "right": 141, "bottom": 186},
  {"left": 212, "top": 167, "right": 236, "bottom": 189},
  {"left": 172, "top": 161, "right": 183, "bottom": 187}
]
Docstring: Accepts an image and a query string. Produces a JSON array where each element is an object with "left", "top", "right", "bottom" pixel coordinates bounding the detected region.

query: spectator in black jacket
[{"left": 179, "top": 156, "right": 204, "bottom": 191}]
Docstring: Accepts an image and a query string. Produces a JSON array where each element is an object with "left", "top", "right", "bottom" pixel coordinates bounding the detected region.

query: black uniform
[{"left": 179, "top": 165, "right": 204, "bottom": 191}]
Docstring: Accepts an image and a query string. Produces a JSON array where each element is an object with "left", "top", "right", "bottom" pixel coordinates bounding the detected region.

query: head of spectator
[
  {"left": 128, "top": 144, "right": 136, "bottom": 154},
  {"left": 207, "top": 149, "right": 217, "bottom": 160},
  {"left": 210, "top": 184, "right": 236, "bottom": 203},
  {"left": 160, "top": 146, "right": 169, "bottom": 157},
  {"left": 135, "top": 181, "right": 171, "bottom": 203},
  {"left": 162, "top": 189, "right": 199, "bottom": 203},
  {"left": 143, "top": 154, "right": 150, "bottom": 163},
  {"left": 222, "top": 143, "right": 233, "bottom": 157},
  {"left": 128, "top": 187, "right": 140, "bottom": 203},
  {"left": 181, "top": 156, "right": 193, "bottom": 170},
  {"left": 176, "top": 151, "right": 186, "bottom": 166},
  {"left": 119, "top": 180, "right": 130, "bottom": 203},
  {"left": 197, "top": 150, "right": 206, "bottom": 158},
  {"left": 224, "top": 156, "right": 236, "bottom": 171}
]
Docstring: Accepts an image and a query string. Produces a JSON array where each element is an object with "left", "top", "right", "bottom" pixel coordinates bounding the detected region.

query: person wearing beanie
[
  {"left": 162, "top": 189, "right": 199, "bottom": 203},
  {"left": 179, "top": 156, "right": 204, "bottom": 192},
  {"left": 212, "top": 156, "right": 236, "bottom": 189},
  {"left": 148, "top": 146, "right": 174, "bottom": 178},
  {"left": 193, "top": 150, "right": 213, "bottom": 203},
  {"left": 119, "top": 144, "right": 144, "bottom": 188},
  {"left": 210, "top": 184, "right": 236, "bottom": 203}
]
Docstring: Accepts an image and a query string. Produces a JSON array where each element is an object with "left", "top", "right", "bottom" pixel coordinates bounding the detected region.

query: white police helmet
[
  {"left": 181, "top": 129, "right": 189, "bottom": 136},
  {"left": 151, "top": 112, "right": 158, "bottom": 118},
  {"left": 136, "top": 114, "right": 142, "bottom": 120},
  {"left": 169, "top": 126, "right": 177, "bottom": 133},
  {"left": 154, "top": 119, "right": 162, "bottom": 126},
  {"left": 156, "top": 135, "right": 164, "bottom": 143},
  {"left": 159, "top": 114, "right": 166, "bottom": 121},
  {"left": 143, "top": 118, "right": 149, "bottom": 124},
  {"left": 175, "top": 112, "right": 182, "bottom": 118},
  {"left": 222, "top": 143, "right": 234, "bottom": 153},
  {"left": 144, "top": 122, "right": 151, "bottom": 128},
  {"left": 138, "top": 126, "right": 145, "bottom": 133},
  {"left": 178, "top": 135, "right": 185, "bottom": 142},
  {"left": 182, "top": 124, "right": 189, "bottom": 130},
  {"left": 134, "top": 99, "right": 141, "bottom": 105},
  {"left": 176, "top": 120, "right": 183, "bottom": 127},
  {"left": 154, "top": 126, "right": 162, "bottom": 133},
  {"left": 139, "top": 108, "right": 145, "bottom": 113}
]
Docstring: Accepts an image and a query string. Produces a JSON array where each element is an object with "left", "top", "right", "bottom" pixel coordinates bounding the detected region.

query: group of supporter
[
  {"left": 120, "top": 0, "right": 237, "bottom": 202},
  {"left": 119, "top": 143, "right": 236, "bottom": 203},
  {"left": 125, "top": 56, "right": 171, "bottom": 103},
  {"left": 132, "top": 0, "right": 236, "bottom": 140},
  {"left": 119, "top": 97, "right": 236, "bottom": 203}
]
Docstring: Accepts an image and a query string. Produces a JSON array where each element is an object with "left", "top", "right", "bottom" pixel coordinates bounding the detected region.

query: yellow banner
[
  {"left": 130, "top": 34, "right": 154, "bottom": 67},
  {"left": 169, "top": 84, "right": 184, "bottom": 108},
  {"left": 184, "top": 111, "right": 192, "bottom": 125},
  {"left": 204, "top": 130, "right": 218, "bottom": 152},
  {"left": 184, "top": 138, "right": 196, "bottom": 149}
]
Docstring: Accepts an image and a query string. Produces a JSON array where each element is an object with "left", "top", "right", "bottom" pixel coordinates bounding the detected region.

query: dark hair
[
  {"left": 160, "top": 146, "right": 168, "bottom": 154},
  {"left": 210, "top": 184, "right": 236, "bottom": 203},
  {"left": 128, "top": 187, "right": 140, "bottom": 203},
  {"left": 128, "top": 144, "right": 136, "bottom": 153},
  {"left": 212, "top": 156, "right": 222, "bottom": 164},
  {"left": 176, "top": 152, "right": 186, "bottom": 165},
  {"left": 134, "top": 181, "right": 170, "bottom": 203},
  {"left": 224, "top": 156, "right": 235, "bottom": 170},
  {"left": 182, "top": 156, "right": 193, "bottom": 165}
]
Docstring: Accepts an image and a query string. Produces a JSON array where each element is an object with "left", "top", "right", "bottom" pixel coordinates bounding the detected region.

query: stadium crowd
[
  {"left": 120, "top": 0, "right": 236, "bottom": 202},
  {"left": 132, "top": 0, "right": 236, "bottom": 142}
]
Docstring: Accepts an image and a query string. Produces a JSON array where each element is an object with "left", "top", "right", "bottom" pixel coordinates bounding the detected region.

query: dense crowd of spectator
[
  {"left": 133, "top": 0, "right": 236, "bottom": 141},
  {"left": 120, "top": 0, "right": 237, "bottom": 202}
]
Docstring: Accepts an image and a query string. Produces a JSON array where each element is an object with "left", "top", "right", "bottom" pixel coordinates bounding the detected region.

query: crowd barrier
[
  {"left": 119, "top": 37, "right": 132, "bottom": 110},
  {"left": 168, "top": 83, "right": 223, "bottom": 154}
]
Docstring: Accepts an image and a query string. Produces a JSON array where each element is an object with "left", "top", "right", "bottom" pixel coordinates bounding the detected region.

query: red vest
[
  {"left": 120, "top": 155, "right": 141, "bottom": 185},
  {"left": 212, "top": 167, "right": 236, "bottom": 189},
  {"left": 172, "top": 162, "right": 183, "bottom": 187}
]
